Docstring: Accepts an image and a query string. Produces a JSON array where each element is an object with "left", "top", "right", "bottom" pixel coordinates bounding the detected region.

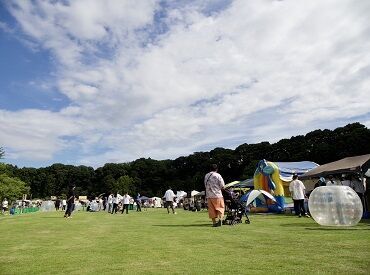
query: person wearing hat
[{"left": 64, "top": 184, "right": 76, "bottom": 218}]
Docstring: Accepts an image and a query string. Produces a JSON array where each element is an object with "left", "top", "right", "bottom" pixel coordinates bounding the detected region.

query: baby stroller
[{"left": 222, "top": 189, "right": 250, "bottom": 225}]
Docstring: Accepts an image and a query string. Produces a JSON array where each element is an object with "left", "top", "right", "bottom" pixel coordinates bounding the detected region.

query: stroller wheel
[{"left": 245, "top": 219, "right": 250, "bottom": 224}]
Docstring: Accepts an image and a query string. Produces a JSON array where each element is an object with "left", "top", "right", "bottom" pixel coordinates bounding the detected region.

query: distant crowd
[{"left": 1, "top": 185, "right": 207, "bottom": 217}]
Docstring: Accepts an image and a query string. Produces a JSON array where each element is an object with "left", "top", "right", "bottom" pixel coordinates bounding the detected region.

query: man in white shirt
[
  {"left": 289, "top": 174, "right": 310, "bottom": 218},
  {"left": 62, "top": 199, "right": 67, "bottom": 211},
  {"left": 2, "top": 198, "right": 9, "bottom": 214},
  {"left": 164, "top": 187, "right": 176, "bottom": 214},
  {"left": 121, "top": 193, "right": 131, "bottom": 214},
  {"left": 111, "top": 194, "right": 120, "bottom": 214},
  {"left": 350, "top": 176, "right": 365, "bottom": 200},
  {"left": 107, "top": 194, "right": 113, "bottom": 213}
]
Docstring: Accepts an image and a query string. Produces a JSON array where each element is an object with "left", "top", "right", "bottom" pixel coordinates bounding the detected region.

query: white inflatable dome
[
  {"left": 308, "top": 186, "right": 363, "bottom": 226},
  {"left": 39, "top": 200, "right": 55, "bottom": 212}
]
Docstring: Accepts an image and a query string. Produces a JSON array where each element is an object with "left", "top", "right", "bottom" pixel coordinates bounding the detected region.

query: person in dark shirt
[
  {"left": 135, "top": 193, "right": 142, "bottom": 212},
  {"left": 64, "top": 185, "right": 76, "bottom": 218},
  {"left": 55, "top": 198, "right": 61, "bottom": 211},
  {"left": 314, "top": 177, "right": 326, "bottom": 189}
]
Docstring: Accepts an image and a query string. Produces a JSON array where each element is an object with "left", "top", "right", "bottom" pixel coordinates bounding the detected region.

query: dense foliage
[
  {"left": 0, "top": 164, "right": 30, "bottom": 202},
  {"left": 1, "top": 123, "right": 370, "bottom": 200}
]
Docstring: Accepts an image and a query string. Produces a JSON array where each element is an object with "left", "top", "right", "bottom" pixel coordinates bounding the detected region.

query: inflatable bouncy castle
[
  {"left": 253, "top": 159, "right": 319, "bottom": 212},
  {"left": 254, "top": 160, "right": 285, "bottom": 212}
]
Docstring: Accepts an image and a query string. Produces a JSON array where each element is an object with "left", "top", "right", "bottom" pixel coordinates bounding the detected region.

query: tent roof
[
  {"left": 139, "top": 196, "right": 150, "bottom": 200},
  {"left": 194, "top": 191, "right": 205, "bottom": 196},
  {"left": 225, "top": 181, "right": 240, "bottom": 188},
  {"left": 274, "top": 161, "right": 319, "bottom": 177},
  {"left": 225, "top": 179, "right": 254, "bottom": 189},
  {"left": 301, "top": 154, "right": 370, "bottom": 179}
]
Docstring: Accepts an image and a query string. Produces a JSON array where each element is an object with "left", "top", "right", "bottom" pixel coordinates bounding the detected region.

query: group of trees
[{"left": 1, "top": 123, "right": 370, "bottom": 201}]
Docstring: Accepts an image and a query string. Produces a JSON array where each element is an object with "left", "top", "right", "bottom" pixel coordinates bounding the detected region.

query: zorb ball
[
  {"left": 89, "top": 201, "right": 99, "bottom": 212},
  {"left": 40, "top": 200, "right": 55, "bottom": 212},
  {"left": 308, "top": 186, "right": 363, "bottom": 226},
  {"left": 74, "top": 202, "right": 82, "bottom": 211}
]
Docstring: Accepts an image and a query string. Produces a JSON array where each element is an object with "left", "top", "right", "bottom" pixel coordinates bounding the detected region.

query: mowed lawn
[{"left": 0, "top": 209, "right": 369, "bottom": 274}]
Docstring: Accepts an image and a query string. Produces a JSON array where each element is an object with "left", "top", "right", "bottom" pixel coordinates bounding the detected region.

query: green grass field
[{"left": 0, "top": 209, "right": 369, "bottom": 274}]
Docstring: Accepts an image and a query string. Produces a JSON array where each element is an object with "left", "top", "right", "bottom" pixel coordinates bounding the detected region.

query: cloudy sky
[{"left": 0, "top": 0, "right": 369, "bottom": 168}]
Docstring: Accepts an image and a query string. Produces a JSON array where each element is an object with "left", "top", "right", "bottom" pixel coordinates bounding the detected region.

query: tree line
[{"left": 1, "top": 122, "right": 370, "bottom": 201}]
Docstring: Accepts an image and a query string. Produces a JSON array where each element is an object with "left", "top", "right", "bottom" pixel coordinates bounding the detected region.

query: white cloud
[
  {"left": 2, "top": 0, "right": 370, "bottom": 166},
  {"left": 0, "top": 109, "right": 80, "bottom": 160}
]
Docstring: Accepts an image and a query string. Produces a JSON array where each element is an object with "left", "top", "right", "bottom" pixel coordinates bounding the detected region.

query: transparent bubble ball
[
  {"left": 308, "top": 186, "right": 363, "bottom": 226},
  {"left": 89, "top": 201, "right": 99, "bottom": 211},
  {"left": 74, "top": 202, "right": 82, "bottom": 211},
  {"left": 40, "top": 200, "right": 55, "bottom": 212}
]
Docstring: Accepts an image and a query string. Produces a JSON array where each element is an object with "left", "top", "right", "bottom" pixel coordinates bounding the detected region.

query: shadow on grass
[
  {"left": 280, "top": 223, "right": 318, "bottom": 228},
  {"left": 152, "top": 223, "right": 212, "bottom": 227},
  {"left": 305, "top": 227, "right": 370, "bottom": 231},
  {"left": 280, "top": 222, "right": 370, "bottom": 230},
  {"left": 40, "top": 216, "right": 66, "bottom": 219}
]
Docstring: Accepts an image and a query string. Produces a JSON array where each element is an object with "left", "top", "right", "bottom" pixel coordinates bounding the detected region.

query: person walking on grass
[
  {"left": 62, "top": 198, "right": 67, "bottom": 211},
  {"left": 2, "top": 198, "right": 9, "bottom": 215},
  {"left": 111, "top": 193, "right": 119, "bottom": 214},
  {"left": 204, "top": 164, "right": 225, "bottom": 227},
  {"left": 121, "top": 192, "right": 131, "bottom": 214},
  {"left": 135, "top": 193, "right": 142, "bottom": 212},
  {"left": 107, "top": 193, "right": 113, "bottom": 213},
  {"left": 289, "top": 174, "right": 310, "bottom": 218},
  {"left": 55, "top": 198, "right": 61, "bottom": 211},
  {"left": 164, "top": 187, "right": 177, "bottom": 214},
  {"left": 64, "top": 185, "right": 76, "bottom": 218}
]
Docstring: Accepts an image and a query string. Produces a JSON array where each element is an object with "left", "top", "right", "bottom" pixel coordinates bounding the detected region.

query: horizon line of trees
[{"left": 1, "top": 122, "right": 370, "bottom": 201}]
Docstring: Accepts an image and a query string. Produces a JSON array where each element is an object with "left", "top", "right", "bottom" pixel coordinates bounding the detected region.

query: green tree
[
  {"left": 0, "top": 173, "right": 30, "bottom": 203},
  {"left": 114, "top": 175, "right": 135, "bottom": 194}
]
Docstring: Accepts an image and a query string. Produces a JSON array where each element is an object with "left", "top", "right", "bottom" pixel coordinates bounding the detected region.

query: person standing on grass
[
  {"left": 204, "top": 164, "right": 225, "bottom": 227},
  {"left": 121, "top": 192, "right": 131, "bottom": 214},
  {"left": 135, "top": 193, "right": 142, "bottom": 212},
  {"left": 108, "top": 193, "right": 113, "bottom": 213},
  {"left": 62, "top": 198, "right": 67, "bottom": 211},
  {"left": 2, "top": 198, "right": 9, "bottom": 214},
  {"left": 64, "top": 185, "right": 76, "bottom": 218},
  {"left": 111, "top": 193, "right": 119, "bottom": 214},
  {"left": 55, "top": 198, "right": 61, "bottom": 211},
  {"left": 164, "top": 187, "right": 177, "bottom": 214},
  {"left": 349, "top": 175, "right": 365, "bottom": 211},
  {"left": 289, "top": 174, "right": 310, "bottom": 218}
]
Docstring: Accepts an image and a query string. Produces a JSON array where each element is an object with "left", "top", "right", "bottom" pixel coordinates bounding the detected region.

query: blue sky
[{"left": 1, "top": 0, "right": 369, "bottom": 168}]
